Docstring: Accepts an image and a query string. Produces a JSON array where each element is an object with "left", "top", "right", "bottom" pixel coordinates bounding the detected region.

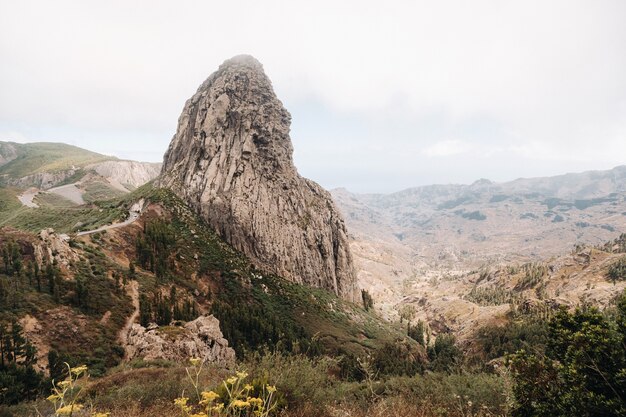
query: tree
[
  {"left": 509, "top": 295, "right": 626, "bottom": 416},
  {"left": 0, "top": 321, "right": 44, "bottom": 404},
  {"left": 427, "top": 334, "right": 460, "bottom": 372},
  {"left": 408, "top": 319, "right": 426, "bottom": 346},
  {"left": 361, "top": 289, "right": 374, "bottom": 311}
]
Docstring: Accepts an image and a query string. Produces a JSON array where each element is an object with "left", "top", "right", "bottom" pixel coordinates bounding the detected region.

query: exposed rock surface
[
  {"left": 159, "top": 55, "right": 357, "bottom": 301},
  {"left": 35, "top": 228, "right": 79, "bottom": 267},
  {"left": 89, "top": 160, "right": 162, "bottom": 191},
  {"left": 125, "top": 315, "right": 235, "bottom": 365},
  {"left": 9, "top": 169, "right": 79, "bottom": 190}
]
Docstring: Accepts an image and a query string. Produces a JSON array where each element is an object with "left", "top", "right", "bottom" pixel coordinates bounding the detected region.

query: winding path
[
  {"left": 17, "top": 189, "right": 39, "bottom": 208},
  {"left": 76, "top": 210, "right": 141, "bottom": 236},
  {"left": 119, "top": 280, "right": 140, "bottom": 358}
]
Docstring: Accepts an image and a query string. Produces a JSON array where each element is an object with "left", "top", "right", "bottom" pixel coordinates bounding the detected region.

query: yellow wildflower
[
  {"left": 57, "top": 380, "right": 72, "bottom": 388},
  {"left": 189, "top": 357, "right": 202, "bottom": 367},
  {"left": 46, "top": 394, "right": 61, "bottom": 402},
  {"left": 174, "top": 396, "right": 192, "bottom": 413},
  {"left": 190, "top": 414, "right": 206, "bottom": 417},
  {"left": 70, "top": 365, "right": 88, "bottom": 376},
  {"left": 226, "top": 376, "right": 238, "bottom": 385},
  {"left": 231, "top": 399, "right": 250, "bottom": 408},
  {"left": 247, "top": 397, "right": 264, "bottom": 407},
  {"left": 91, "top": 413, "right": 111, "bottom": 417},
  {"left": 266, "top": 385, "right": 277, "bottom": 393},
  {"left": 236, "top": 370, "right": 248, "bottom": 380},
  {"left": 200, "top": 390, "right": 220, "bottom": 404},
  {"left": 244, "top": 384, "right": 253, "bottom": 391},
  {"left": 56, "top": 404, "right": 84, "bottom": 415},
  {"left": 212, "top": 403, "right": 225, "bottom": 411},
  {"left": 174, "top": 397, "right": 189, "bottom": 407}
]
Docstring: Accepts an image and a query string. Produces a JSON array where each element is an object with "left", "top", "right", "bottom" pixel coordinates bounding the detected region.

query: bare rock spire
[{"left": 159, "top": 55, "right": 357, "bottom": 301}]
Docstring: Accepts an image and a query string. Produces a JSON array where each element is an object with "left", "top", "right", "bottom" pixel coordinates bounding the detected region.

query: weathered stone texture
[{"left": 159, "top": 55, "right": 357, "bottom": 301}]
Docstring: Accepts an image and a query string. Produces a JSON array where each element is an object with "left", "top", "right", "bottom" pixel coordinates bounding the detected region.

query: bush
[
  {"left": 608, "top": 256, "right": 626, "bottom": 283},
  {"left": 509, "top": 294, "right": 626, "bottom": 416},
  {"left": 427, "top": 334, "right": 461, "bottom": 372}
]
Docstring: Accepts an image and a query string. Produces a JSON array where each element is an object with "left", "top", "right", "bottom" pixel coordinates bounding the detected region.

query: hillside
[
  {"left": 0, "top": 142, "right": 114, "bottom": 184},
  {"left": 0, "top": 141, "right": 160, "bottom": 193},
  {"left": 332, "top": 166, "right": 626, "bottom": 318},
  {"left": 0, "top": 184, "right": 434, "bottom": 414}
]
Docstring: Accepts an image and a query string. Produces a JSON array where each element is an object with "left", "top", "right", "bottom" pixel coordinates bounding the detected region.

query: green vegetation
[
  {"left": 437, "top": 196, "right": 472, "bottom": 210},
  {"left": 361, "top": 289, "right": 374, "bottom": 311},
  {"left": 608, "top": 256, "right": 626, "bottom": 283},
  {"left": 469, "top": 320, "right": 549, "bottom": 366},
  {"left": 0, "top": 320, "right": 44, "bottom": 404},
  {"left": 33, "top": 192, "right": 77, "bottom": 208},
  {"left": 0, "top": 141, "right": 113, "bottom": 179},
  {"left": 465, "top": 285, "right": 517, "bottom": 306},
  {"left": 82, "top": 181, "right": 126, "bottom": 203},
  {"left": 0, "top": 185, "right": 126, "bottom": 233},
  {"left": 0, "top": 233, "right": 132, "bottom": 390},
  {"left": 455, "top": 209, "right": 487, "bottom": 221},
  {"left": 21, "top": 353, "right": 509, "bottom": 417},
  {"left": 509, "top": 295, "right": 626, "bottom": 416},
  {"left": 514, "top": 262, "right": 548, "bottom": 290}
]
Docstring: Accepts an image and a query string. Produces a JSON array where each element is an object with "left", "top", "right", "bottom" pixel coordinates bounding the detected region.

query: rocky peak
[{"left": 159, "top": 55, "right": 357, "bottom": 301}]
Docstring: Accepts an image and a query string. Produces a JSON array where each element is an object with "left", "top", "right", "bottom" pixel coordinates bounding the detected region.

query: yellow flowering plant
[
  {"left": 46, "top": 363, "right": 88, "bottom": 417},
  {"left": 44, "top": 363, "right": 111, "bottom": 417},
  {"left": 174, "top": 368, "right": 280, "bottom": 417}
]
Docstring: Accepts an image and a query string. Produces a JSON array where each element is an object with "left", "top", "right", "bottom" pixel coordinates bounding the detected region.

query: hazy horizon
[{"left": 1, "top": 0, "right": 625, "bottom": 193}]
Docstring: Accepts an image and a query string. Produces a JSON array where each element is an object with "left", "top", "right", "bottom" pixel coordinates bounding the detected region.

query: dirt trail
[
  {"left": 76, "top": 199, "right": 144, "bottom": 236},
  {"left": 17, "top": 188, "right": 40, "bottom": 208},
  {"left": 76, "top": 210, "right": 140, "bottom": 236},
  {"left": 119, "top": 280, "right": 140, "bottom": 358}
]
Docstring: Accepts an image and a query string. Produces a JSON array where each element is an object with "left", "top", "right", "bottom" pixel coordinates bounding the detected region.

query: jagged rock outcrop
[
  {"left": 125, "top": 315, "right": 235, "bottom": 365},
  {"left": 35, "top": 228, "right": 79, "bottom": 267},
  {"left": 159, "top": 55, "right": 357, "bottom": 301},
  {"left": 8, "top": 169, "right": 79, "bottom": 190}
]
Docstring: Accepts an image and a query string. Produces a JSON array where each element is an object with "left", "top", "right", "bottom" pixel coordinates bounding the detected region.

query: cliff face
[{"left": 159, "top": 55, "right": 357, "bottom": 301}]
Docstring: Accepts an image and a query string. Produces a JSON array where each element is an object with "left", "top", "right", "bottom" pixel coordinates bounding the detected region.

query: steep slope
[
  {"left": 0, "top": 185, "right": 416, "bottom": 378},
  {"left": 160, "top": 55, "right": 357, "bottom": 301}
]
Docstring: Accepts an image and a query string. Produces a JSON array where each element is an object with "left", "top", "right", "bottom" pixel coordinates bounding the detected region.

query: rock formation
[
  {"left": 35, "top": 228, "right": 79, "bottom": 267},
  {"left": 159, "top": 55, "right": 357, "bottom": 301},
  {"left": 125, "top": 315, "right": 235, "bottom": 365}
]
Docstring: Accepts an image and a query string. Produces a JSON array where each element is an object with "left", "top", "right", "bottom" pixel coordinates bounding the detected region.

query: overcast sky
[{"left": 1, "top": 1, "right": 625, "bottom": 193}]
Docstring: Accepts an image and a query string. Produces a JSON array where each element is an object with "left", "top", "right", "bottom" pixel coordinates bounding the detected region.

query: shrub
[
  {"left": 509, "top": 295, "right": 626, "bottom": 416},
  {"left": 608, "top": 256, "right": 626, "bottom": 283}
]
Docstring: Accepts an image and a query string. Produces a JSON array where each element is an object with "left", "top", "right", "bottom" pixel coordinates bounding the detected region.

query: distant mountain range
[{"left": 331, "top": 165, "right": 626, "bottom": 319}]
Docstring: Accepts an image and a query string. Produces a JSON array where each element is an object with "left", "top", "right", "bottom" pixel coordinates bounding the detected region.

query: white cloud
[
  {"left": 423, "top": 140, "right": 472, "bottom": 157},
  {"left": 0, "top": 0, "right": 625, "bottom": 191}
]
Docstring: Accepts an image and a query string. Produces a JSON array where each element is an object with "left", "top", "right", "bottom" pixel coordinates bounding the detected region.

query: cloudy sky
[{"left": 1, "top": 1, "right": 625, "bottom": 193}]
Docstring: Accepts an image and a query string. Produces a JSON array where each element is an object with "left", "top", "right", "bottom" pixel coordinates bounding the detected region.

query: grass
[
  {"left": 33, "top": 192, "right": 77, "bottom": 208},
  {"left": 0, "top": 142, "right": 115, "bottom": 179},
  {"left": 82, "top": 180, "right": 127, "bottom": 203},
  {"left": 0, "top": 184, "right": 127, "bottom": 233},
  {"left": 0, "top": 205, "right": 125, "bottom": 234},
  {"left": 5, "top": 354, "right": 511, "bottom": 417}
]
